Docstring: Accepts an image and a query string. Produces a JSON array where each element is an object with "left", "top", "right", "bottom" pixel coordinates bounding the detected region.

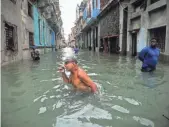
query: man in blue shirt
[{"left": 138, "top": 38, "right": 160, "bottom": 72}]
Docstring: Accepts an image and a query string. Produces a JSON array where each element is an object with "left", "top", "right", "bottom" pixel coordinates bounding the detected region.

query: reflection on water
[{"left": 1, "top": 49, "right": 169, "bottom": 127}]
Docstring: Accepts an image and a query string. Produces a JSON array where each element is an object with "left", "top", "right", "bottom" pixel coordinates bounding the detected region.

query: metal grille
[
  {"left": 5, "top": 23, "right": 14, "bottom": 50},
  {"left": 4, "top": 22, "right": 18, "bottom": 56},
  {"left": 150, "top": 27, "right": 166, "bottom": 52},
  {"left": 29, "top": 32, "right": 34, "bottom": 46}
]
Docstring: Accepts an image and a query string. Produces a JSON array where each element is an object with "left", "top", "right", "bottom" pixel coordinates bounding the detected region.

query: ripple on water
[
  {"left": 53, "top": 85, "right": 60, "bottom": 89},
  {"left": 124, "top": 98, "right": 141, "bottom": 106},
  {"left": 43, "top": 90, "right": 50, "bottom": 94},
  {"left": 111, "top": 105, "right": 130, "bottom": 114},
  {"left": 82, "top": 66, "right": 91, "bottom": 69},
  {"left": 33, "top": 96, "right": 42, "bottom": 102},
  {"left": 40, "top": 96, "right": 48, "bottom": 102},
  {"left": 88, "top": 73, "right": 99, "bottom": 76},
  {"left": 62, "top": 104, "right": 112, "bottom": 120},
  {"left": 38, "top": 107, "right": 47, "bottom": 114},
  {"left": 55, "top": 118, "right": 103, "bottom": 127},
  {"left": 50, "top": 96, "right": 55, "bottom": 99},
  {"left": 133, "top": 116, "right": 154, "bottom": 127}
]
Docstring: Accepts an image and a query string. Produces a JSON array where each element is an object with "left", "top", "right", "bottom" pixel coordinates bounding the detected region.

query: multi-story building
[
  {"left": 79, "top": 0, "right": 169, "bottom": 62},
  {"left": 75, "top": 0, "right": 88, "bottom": 49},
  {"left": 68, "top": 26, "right": 76, "bottom": 47},
  {"left": 1, "top": 0, "right": 63, "bottom": 66},
  {"left": 81, "top": 0, "right": 101, "bottom": 51}
]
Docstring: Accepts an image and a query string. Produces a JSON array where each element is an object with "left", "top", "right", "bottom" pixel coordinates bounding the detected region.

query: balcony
[
  {"left": 83, "top": 8, "right": 88, "bottom": 20},
  {"left": 92, "top": 9, "right": 100, "bottom": 18}
]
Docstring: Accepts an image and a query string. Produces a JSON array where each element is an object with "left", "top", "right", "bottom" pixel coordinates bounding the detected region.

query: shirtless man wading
[{"left": 58, "top": 58, "right": 97, "bottom": 93}]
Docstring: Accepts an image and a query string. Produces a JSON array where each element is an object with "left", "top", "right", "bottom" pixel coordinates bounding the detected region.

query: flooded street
[{"left": 1, "top": 50, "right": 169, "bottom": 127}]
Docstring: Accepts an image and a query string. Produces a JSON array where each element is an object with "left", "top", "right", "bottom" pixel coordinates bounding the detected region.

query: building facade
[
  {"left": 1, "top": 0, "right": 63, "bottom": 66},
  {"left": 1, "top": 0, "right": 23, "bottom": 65},
  {"left": 77, "top": 0, "right": 169, "bottom": 62},
  {"left": 127, "top": 0, "right": 169, "bottom": 62}
]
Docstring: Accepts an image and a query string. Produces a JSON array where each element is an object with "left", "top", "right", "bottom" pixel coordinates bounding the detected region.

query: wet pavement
[{"left": 1, "top": 49, "right": 169, "bottom": 127}]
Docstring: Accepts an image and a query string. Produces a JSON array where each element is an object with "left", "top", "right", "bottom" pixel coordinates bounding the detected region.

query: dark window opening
[
  {"left": 151, "top": 0, "right": 160, "bottom": 4},
  {"left": 132, "top": 0, "right": 147, "bottom": 12},
  {"left": 10, "top": 0, "right": 17, "bottom": 4},
  {"left": 29, "top": 32, "right": 34, "bottom": 46},
  {"left": 28, "top": 2, "right": 33, "bottom": 19},
  {"left": 5, "top": 23, "right": 17, "bottom": 52},
  {"left": 150, "top": 26, "right": 166, "bottom": 52}
]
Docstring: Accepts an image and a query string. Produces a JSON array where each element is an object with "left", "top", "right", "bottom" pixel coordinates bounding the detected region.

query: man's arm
[
  {"left": 78, "top": 72, "right": 97, "bottom": 93},
  {"left": 61, "top": 72, "right": 71, "bottom": 83},
  {"left": 58, "top": 67, "right": 71, "bottom": 84},
  {"left": 138, "top": 47, "right": 148, "bottom": 62}
]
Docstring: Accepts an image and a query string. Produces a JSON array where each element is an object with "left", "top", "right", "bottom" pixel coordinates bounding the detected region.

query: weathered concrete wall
[
  {"left": 127, "top": 0, "right": 169, "bottom": 62},
  {"left": 148, "top": 6, "right": 167, "bottom": 28},
  {"left": 1, "top": 0, "right": 23, "bottom": 66},
  {"left": 165, "top": 0, "right": 169, "bottom": 56},
  {"left": 119, "top": 1, "right": 130, "bottom": 53},
  {"left": 21, "top": 0, "right": 34, "bottom": 59},
  {"left": 99, "top": 5, "right": 119, "bottom": 37}
]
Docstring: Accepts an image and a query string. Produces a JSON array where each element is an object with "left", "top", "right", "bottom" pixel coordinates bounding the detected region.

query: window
[
  {"left": 5, "top": 23, "right": 17, "bottom": 51},
  {"left": 28, "top": 2, "right": 33, "bottom": 18},
  {"left": 38, "top": 18, "right": 42, "bottom": 45},
  {"left": 132, "top": 0, "right": 147, "bottom": 12},
  {"left": 29, "top": 32, "right": 34, "bottom": 46},
  {"left": 150, "top": 26, "right": 166, "bottom": 52},
  {"left": 151, "top": 0, "right": 160, "bottom": 4},
  {"left": 10, "top": 0, "right": 17, "bottom": 4}
]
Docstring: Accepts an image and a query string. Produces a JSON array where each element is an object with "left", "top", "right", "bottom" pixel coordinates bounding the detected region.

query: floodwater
[{"left": 1, "top": 49, "right": 169, "bottom": 127}]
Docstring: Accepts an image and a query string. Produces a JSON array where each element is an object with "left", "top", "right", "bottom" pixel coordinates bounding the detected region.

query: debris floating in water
[
  {"left": 38, "top": 107, "right": 47, "bottom": 114},
  {"left": 162, "top": 114, "right": 169, "bottom": 120}
]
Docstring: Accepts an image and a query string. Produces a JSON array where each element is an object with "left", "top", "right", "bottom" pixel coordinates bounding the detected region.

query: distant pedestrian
[
  {"left": 138, "top": 38, "right": 160, "bottom": 72},
  {"left": 74, "top": 45, "right": 79, "bottom": 54}
]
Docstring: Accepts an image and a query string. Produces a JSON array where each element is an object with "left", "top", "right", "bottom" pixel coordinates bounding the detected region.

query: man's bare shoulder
[{"left": 78, "top": 67, "right": 88, "bottom": 77}]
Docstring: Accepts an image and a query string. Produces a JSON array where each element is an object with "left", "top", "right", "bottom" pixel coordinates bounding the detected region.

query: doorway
[
  {"left": 132, "top": 33, "right": 137, "bottom": 56},
  {"left": 109, "top": 37, "right": 117, "bottom": 53}
]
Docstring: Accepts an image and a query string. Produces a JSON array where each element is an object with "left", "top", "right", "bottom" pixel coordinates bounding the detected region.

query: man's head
[
  {"left": 64, "top": 58, "right": 78, "bottom": 71},
  {"left": 150, "top": 38, "right": 157, "bottom": 48}
]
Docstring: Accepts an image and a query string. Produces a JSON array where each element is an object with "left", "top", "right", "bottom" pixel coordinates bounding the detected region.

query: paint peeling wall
[
  {"left": 99, "top": 5, "right": 119, "bottom": 37},
  {"left": 1, "top": 0, "right": 23, "bottom": 65}
]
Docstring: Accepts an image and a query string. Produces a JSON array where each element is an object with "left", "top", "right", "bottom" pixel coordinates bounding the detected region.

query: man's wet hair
[{"left": 64, "top": 58, "right": 78, "bottom": 64}]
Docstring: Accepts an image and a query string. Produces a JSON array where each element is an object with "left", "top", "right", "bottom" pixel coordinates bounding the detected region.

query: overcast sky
[{"left": 60, "top": 0, "right": 82, "bottom": 40}]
